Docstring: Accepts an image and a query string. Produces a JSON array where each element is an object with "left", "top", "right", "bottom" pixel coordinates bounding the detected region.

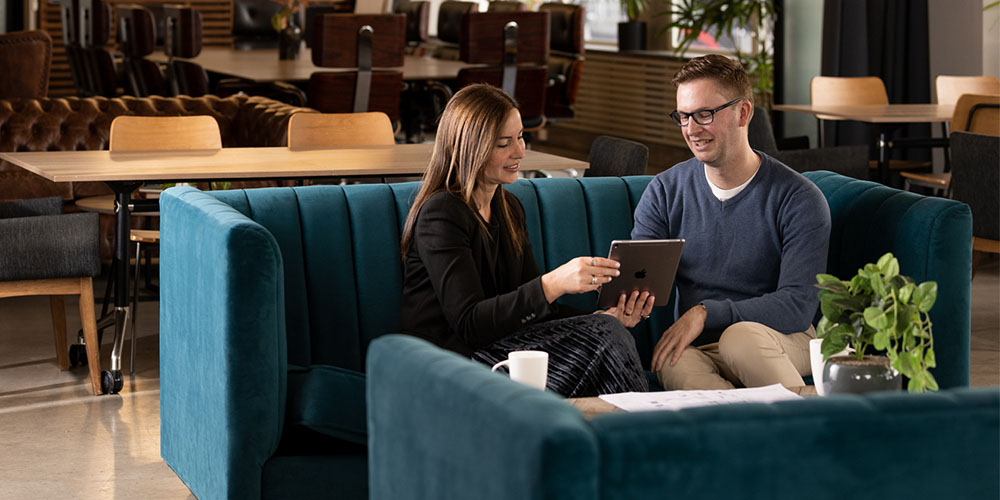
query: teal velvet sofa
[
  {"left": 367, "top": 334, "right": 999, "bottom": 500},
  {"left": 159, "top": 171, "right": 975, "bottom": 499}
]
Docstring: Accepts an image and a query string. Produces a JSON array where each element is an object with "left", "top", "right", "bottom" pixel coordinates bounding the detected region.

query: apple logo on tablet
[{"left": 635, "top": 269, "right": 647, "bottom": 279}]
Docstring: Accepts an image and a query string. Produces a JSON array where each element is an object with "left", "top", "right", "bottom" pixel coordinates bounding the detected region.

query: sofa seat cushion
[{"left": 286, "top": 364, "right": 367, "bottom": 445}]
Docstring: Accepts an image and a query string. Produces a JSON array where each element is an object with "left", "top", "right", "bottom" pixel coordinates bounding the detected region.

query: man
[{"left": 632, "top": 54, "right": 831, "bottom": 390}]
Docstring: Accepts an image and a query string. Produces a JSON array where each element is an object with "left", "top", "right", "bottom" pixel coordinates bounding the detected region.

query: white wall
[
  {"left": 929, "top": 0, "right": 984, "bottom": 100},
  {"left": 779, "top": 0, "right": 824, "bottom": 146}
]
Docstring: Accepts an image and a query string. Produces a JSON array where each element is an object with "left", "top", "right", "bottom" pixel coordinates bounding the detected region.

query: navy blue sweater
[{"left": 632, "top": 153, "right": 831, "bottom": 344}]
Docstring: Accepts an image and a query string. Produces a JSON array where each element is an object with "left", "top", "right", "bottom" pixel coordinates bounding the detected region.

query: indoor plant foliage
[
  {"left": 663, "top": 0, "right": 776, "bottom": 108},
  {"left": 271, "top": 0, "right": 307, "bottom": 31},
  {"left": 815, "top": 252, "right": 939, "bottom": 392}
]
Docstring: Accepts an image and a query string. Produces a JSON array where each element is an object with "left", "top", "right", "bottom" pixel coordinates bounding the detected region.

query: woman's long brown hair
[{"left": 401, "top": 84, "right": 527, "bottom": 257}]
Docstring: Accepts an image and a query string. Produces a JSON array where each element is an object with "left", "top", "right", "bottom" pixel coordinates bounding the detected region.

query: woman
[{"left": 399, "top": 84, "right": 653, "bottom": 397}]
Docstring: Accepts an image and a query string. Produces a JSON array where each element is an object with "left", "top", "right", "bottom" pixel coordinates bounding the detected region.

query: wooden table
[
  {"left": 773, "top": 103, "right": 953, "bottom": 182},
  {"left": 568, "top": 385, "right": 818, "bottom": 419},
  {"left": 0, "top": 145, "right": 587, "bottom": 393},
  {"left": 150, "top": 48, "right": 477, "bottom": 83}
]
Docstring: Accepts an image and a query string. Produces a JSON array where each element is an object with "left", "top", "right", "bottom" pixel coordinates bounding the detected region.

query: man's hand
[{"left": 651, "top": 305, "right": 707, "bottom": 372}]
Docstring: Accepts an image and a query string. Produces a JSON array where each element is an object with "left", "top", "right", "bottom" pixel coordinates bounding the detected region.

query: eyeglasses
[{"left": 670, "top": 98, "right": 743, "bottom": 127}]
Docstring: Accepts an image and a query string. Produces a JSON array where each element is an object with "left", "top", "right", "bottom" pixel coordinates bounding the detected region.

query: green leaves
[
  {"left": 814, "top": 252, "right": 938, "bottom": 392},
  {"left": 914, "top": 282, "right": 938, "bottom": 313}
]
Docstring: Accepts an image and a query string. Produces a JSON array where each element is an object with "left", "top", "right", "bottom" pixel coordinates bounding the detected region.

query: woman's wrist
[{"left": 540, "top": 272, "right": 561, "bottom": 303}]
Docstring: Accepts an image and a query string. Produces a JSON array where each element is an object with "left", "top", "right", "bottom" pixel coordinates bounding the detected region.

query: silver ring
[
  {"left": 590, "top": 257, "right": 596, "bottom": 266},
  {"left": 641, "top": 314, "right": 650, "bottom": 320},
  {"left": 590, "top": 275, "right": 597, "bottom": 285}
]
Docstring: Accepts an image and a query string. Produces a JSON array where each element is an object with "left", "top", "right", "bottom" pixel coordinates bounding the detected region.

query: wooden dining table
[
  {"left": 149, "top": 47, "right": 477, "bottom": 83},
  {"left": 0, "top": 144, "right": 587, "bottom": 393},
  {"left": 773, "top": 103, "right": 954, "bottom": 183}
]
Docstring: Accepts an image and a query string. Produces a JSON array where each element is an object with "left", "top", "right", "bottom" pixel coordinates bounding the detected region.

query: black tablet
[{"left": 597, "top": 239, "right": 684, "bottom": 309}]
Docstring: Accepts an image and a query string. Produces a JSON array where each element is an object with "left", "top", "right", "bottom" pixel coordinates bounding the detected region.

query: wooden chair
[
  {"left": 0, "top": 30, "right": 52, "bottom": 99},
  {"left": 487, "top": 1, "right": 527, "bottom": 12},
  {"left": 539, "top": 3, "right": 584, "bottom": 122},
  {"left": 287, "top": 112, "right": 395, "bottom": 149},
  {"left": 395, "top": 0, "right": 429, "bottom": 54},
  {"left": 110, "top": 115, "right": 222, "bottom": 372},
  {"left": 432, "top": 0, "right": 478, "bottom": 60},
  {"left": 0, "top": 197, "right": 102, "bottom": 394},
  {"left": 901, "top": 93, "right": 1000, "bottom": 194},
  {"left": 810, "top": 76, "right": 931, "bottom": 177},
  {"left": 116, "top": 4, "right": 167, "bottom": 97},
  {"left": 456, "top": 11, "right": 550, "bottom": 131},
  {"left": 900, "top": 76, "right": 1000, "bottom": 193},
  {"left": 307, "top": 14, "right": 406, "bottom": 123},
  {"left": 79, "top": 0, "right": 120, "bottom": 96},
  {"left": 935, "top": 76, "right": 1000, "bottom": 106}
]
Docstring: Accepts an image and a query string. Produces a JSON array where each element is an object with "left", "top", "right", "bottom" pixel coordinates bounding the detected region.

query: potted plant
[
  {"left": 814, "top": 252, "right": 939, "bottom": 394},
  {"left": 618, "top": 0, "right": 650, "bottom": 51},
  {"left": 271, "top": 0, "right": 307, "bottom": 60},
  {"left": 661, "top": 0, "right": 776, "bottom": 109}
]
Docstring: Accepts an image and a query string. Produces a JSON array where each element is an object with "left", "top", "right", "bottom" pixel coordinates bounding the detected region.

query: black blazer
[{"left": 399, "top": 189, "right": 577, "bottom": 356}]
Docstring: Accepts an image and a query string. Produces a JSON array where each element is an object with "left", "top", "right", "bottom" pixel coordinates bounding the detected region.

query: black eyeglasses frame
[{"left": 670, "top": 97, "right": 744, "bottom": 127}]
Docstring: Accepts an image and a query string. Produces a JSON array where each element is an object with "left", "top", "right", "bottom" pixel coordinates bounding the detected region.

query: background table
[
  {"left": 774, "top": 103, "right": 953, "bottom": 182},
  {"left": 151, "top": 48, "right": 476, "bottom": 83}
]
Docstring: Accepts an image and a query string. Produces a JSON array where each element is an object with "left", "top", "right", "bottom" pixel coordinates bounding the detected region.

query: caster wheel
[
  {"left": 101, "top": 370, "right": 123, "bottom": 394},
  {"left": 69, "top": 344, "right": 88, "bottom": 367}
]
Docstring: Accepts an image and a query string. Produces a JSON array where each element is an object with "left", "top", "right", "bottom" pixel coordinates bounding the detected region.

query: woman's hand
[
  {"left": 541, "top": 256, "right": 620, "bottom": 302},
  {"left": 599, "top": 290, "right": 655, "bottom": 328}
]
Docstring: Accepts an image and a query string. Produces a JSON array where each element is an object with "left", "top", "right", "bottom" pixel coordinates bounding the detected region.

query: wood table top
[
  {"left": 150, "top": 48, "right": 477, "bottom": 82},
  {"left": 773, "top": 104, "right": 954, "bottom": 123},
  {"left": 0, "top": 144, "right": 588, "bottom": 183}
]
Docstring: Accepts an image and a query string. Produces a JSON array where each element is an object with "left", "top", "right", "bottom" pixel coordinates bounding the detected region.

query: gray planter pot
[{"left": 822, "top": 355, "right": 902, "bottom": 395}]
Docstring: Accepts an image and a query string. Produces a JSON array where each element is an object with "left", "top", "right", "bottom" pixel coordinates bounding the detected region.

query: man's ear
[{"left": 739, "top": 100, "right": 754, "bottom": 127}]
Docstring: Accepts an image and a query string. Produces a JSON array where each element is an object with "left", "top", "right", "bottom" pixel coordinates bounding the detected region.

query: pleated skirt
[{"left": 472, "top": 314, "right": 649, "bottom": 398}]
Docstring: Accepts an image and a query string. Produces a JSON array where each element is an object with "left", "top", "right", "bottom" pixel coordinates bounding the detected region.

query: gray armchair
[
  {"left": 586, "top": 135, "right": 649, "bottom": 177},
  {"left": 949, "top": 131, "right": 999, "bottom": 276},
  {"left": 749, "top": 106, "right": 869, "bottom": 180},
  {"left": 0, "top": 197, "right": 103, "bottom": 394}
]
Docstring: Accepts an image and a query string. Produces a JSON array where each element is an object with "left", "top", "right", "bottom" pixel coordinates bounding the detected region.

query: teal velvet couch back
[
  {"left": 159, "top": 171, "right": 972, "bottom": 499},
  {"left": 367, "top": 334, "right": 999, "bottom": 500}
]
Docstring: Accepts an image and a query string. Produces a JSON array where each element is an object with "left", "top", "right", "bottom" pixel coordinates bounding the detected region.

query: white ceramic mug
[
  {"left": 491, "top": 351, "right": 548, "bottom": 390},
  {"left": 810, "top": 338, "right": 850, "bottom": 396}
]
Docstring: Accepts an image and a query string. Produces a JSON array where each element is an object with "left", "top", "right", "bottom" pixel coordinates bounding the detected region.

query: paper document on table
[{"left": 598, "top": 383, "right": 802, "bottom": 412}]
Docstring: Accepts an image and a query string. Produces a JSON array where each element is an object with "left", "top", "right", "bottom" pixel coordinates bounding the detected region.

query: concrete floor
[{"left": 0, "top": 259, "right": 997, "bottom": 499}]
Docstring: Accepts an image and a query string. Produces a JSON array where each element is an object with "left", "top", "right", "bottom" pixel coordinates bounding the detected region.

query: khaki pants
[{"left": 657, "top": 321, "right": 815, "bottom": 390}]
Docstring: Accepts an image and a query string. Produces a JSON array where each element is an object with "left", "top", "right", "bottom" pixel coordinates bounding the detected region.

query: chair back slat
[
  {"left": 460, "top": 11, "right": 549, "bottom": 65},
  {"left": 109, "top": 115, "right": 222, "bottom": 151},
  {"left": 935, "top": 75, "right": 1000, "bottom": 106},
  {"left": 287, "top": 112, "right": 395, "bottom": 149},
  {"left": 311, "top": 14, "right": 405, "bottom": 68},
  {"left": 951, "top": 93, "right": 1000, "bottom": 136}
]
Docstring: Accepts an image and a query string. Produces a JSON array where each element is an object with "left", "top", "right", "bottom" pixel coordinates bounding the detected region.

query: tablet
[{"left": 597, "top": 239, "right": 684, "bottom": 309}]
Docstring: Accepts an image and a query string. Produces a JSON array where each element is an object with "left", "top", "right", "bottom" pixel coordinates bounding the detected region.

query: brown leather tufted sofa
[
  {"left": 0, "top": 94, "right": 313, "bottom": 258},
  {"left": 0, "top": 94, "right": 311, "bottom": 201}
]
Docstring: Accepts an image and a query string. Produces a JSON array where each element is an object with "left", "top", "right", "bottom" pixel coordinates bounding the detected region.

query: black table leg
[
  {"left": 101, "top": 181, "right": 142, "bottom": 394},
  {"left": 877, "top": 132, "right": 890, "bottom": 184}
]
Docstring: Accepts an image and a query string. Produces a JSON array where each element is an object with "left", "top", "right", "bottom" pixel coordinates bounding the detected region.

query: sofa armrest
[
  {"left": 159, "top": 186, "right": 287, "bottom": 500},
  {"left": 589, "top": 388, "right": 999, "bottom": 499},
  {"left": 367, "top": 335, "right": 600, "bottom": 500}
]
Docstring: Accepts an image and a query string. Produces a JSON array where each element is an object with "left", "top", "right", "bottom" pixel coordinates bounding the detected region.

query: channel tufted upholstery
[{"left": 160, "top": 171, "right": 972, "bottom": 499}]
